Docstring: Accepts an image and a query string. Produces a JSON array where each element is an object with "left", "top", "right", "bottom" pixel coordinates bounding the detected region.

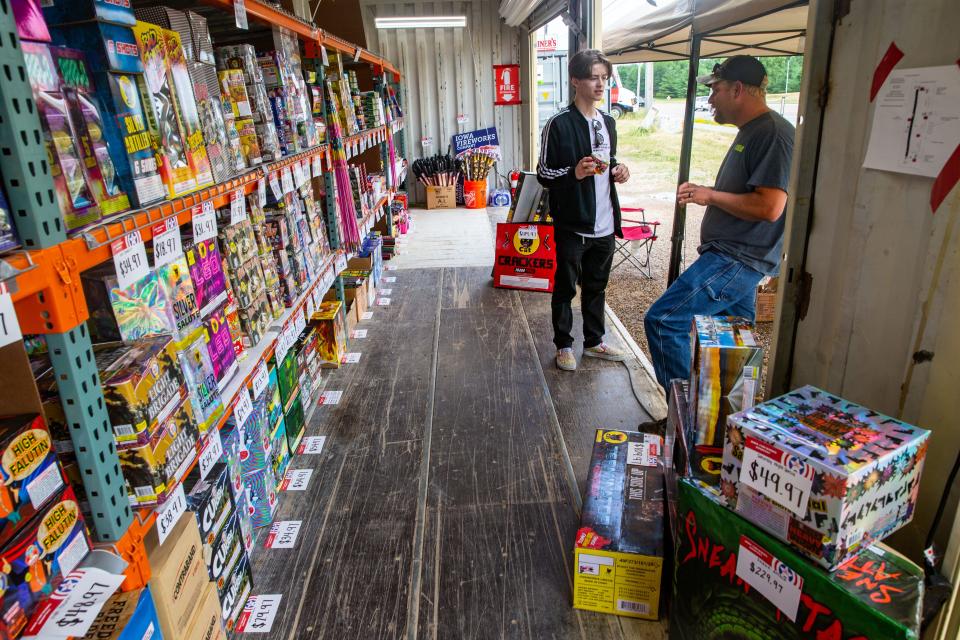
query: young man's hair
[{"left": 569, "top": 49, "right": 612, "bottom": 80}]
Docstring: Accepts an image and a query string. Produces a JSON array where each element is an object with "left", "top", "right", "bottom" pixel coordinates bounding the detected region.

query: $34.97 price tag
[
  {"left": 234, "top": 387, "right": 254, "bottom": 427},
  {"left": 112, "top": 231, "right": 148, "bottom": 289},
  {"left": 736, "top": 535, "right": 803, "bottom": 621},
  {"left": 192, "top": 201, "right": 217, "bottom": 242},
  {"left": 151, "top": 218, "right": 183, "bottom": 269},
  {"left": 739, "top": 437, "right": 814, "bottom": 517},
  {"left": 230, "top": 188, "right": 247, "bottom": 224},
  {"left": 251, "top": 362, "right": 269, "bottom": 399}
]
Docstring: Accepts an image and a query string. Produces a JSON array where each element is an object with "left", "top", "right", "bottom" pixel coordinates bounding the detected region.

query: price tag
[
  {"left": 736, "top": 535, "right": 803, "bottom": 621},
  {"left": 0, "top": 294, "right": 22, "bottom": 349},
  {"left": 269, "top": 172, "right": 282, "bottom": 200},
  {"left": 360, "top": 312, "right": 373, "bottom": 321},
  {"left": 251, "top": 362, "right": 270, "bottom": 399},
  {"left": 236, "top": 594, "right": 282, "bottom": 633},
  {"left": 306, "top": 294, "right": 316, "bottom": 319},
  {"left": 155, "top": 483, "right": 187, "bottom": 546},
  {"left": 311, "top": 288, "right": 323, "bottom": 312},
  {"left": 192, "top": 201, "right": 217, "bottom": 242},
  {"left": 386, "top": 265, "right": 398, "bottom": 271},
  {"left": 198, "top": 428, "right": 223, "bottom": 481},
  {"left": 384, "top": 276, "right": 396, "bottom": 283},
  {"left": 351, "top": 329, "right": 367, "bottom": 339},
  {"left": 319, "top": 390, "right": 342, "bottom": 405},
  {"left": 280, "top": 469, "right": 313, "bottom": 491},
  {"left": 111, "top": 231, "right": 149, "bottom": 289},
  {"left": 296, "top": 435, "right": 326, "bottom": 455},
  {"left": 275, "top": 330, "right": 290, "bottom": 364},
  {"left": 258, "top": 179, "right": 267, "bottom": 207},
  {"left": 320, "top": 45, "right": 329, "bottom": 67},
  {"left": 22, "top": 568, "right": 125, "bottom": 639},
  {"left": 234, "top": 387, "right": 254, "bottom": 427},
  {"left": 377, "top": 298, "right": 392, "bottom": 306},
  {"left": 300, "top": 160, "right": 310, "bottom": 186},
  {"left": 457, "top": 113, "right": 469, "bottom": 124},
  {"left": 353, "top": 48, "right": 362, "bottom": 62},
  {"left": 379, "top": 288, "right": 393, "bottom": 296},
  {"left": 335, "top": 253, "right": 347, "bottom": 274},
  {"left": 292, "top": 162, "right": 303, "bottom": 187},
  {"left": 152, "top": 218, "right": 183, "bottom": 268},
  {"left": 281, "top": 167, "right": 294, "bottom": 194},
  {"left": 312, "top": 155, "right": 323, "bottom": 177},
  {"left": 343, "top": 352, "right": 361, "bottom": 364},
  {"left": 230, "top": 188, "right": 247, "bottom": 225},
  {"left": 739, "top": 437, "right": 814, "bottom": 518},
  {"left": 234, "top": 0, "right": 248, "bottom": 29},
  {"left": 265, "top": 521, "right": 302, "bottom": 549}
]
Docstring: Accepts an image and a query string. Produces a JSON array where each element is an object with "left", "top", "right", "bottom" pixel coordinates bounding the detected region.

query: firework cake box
[
  {"left": 206, "top": 511, "right": 245, "bottom": 596},
  {"left": 185, "top": 238, "right": 229, "bottom": 317},
  {"left": 0, "top": 415, "right": 67, "bottom": 552},
  {"left": 671, "top": 478, "right": 923, "bottom": 640},
  {"left": 0, "top": 485, "right": 91, "bottom": 640},
  {"left": 178, "top": 329, "right": 224, "bottom": 433},
  {"left": 202, "top": 302, "right": 239, "bottom": 392},
  {"left": 689, "top": 315, "right": 763, "bottom": 486},
  {"left": 186, "top": 461, "right": 234, "bottom": 551},
  {"left": 720, "top": 386, "right": 930, "bottom": 570},
  {"left": 219, "top": 554, "right": 253, "bottom": 632},
  {"left": 41, "top": 0, "right": 136, "bottom": 26},
  {"left": 310, "top": 301, "right": 347, "bottom": 369},
  {"left": 81, "top": 267, "right": 175, "bottom": 342},
  {"left": 573, "top": 429, "right": 665, "bottom": 620}
]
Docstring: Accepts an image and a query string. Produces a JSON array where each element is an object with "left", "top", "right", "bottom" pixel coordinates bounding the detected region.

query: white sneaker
[
  {"left": 583, "top": 342, "right": 627, "bottom": 362},
  {"left": 556, "top": 348, "right": 577, "bottom": 371}
]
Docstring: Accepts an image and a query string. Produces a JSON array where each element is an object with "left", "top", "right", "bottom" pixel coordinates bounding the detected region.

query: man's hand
[
  {"left": 575, "top": 156, "right": 597, "bottom": 180},
  {"left": 677, "top": 182, "right": 713, "bottom": 207},
  {"left": 612, "top": 164, "right": 630, "bottom": 184}
]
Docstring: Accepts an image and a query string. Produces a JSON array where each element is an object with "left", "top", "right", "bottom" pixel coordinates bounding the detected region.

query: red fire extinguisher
[{"left": 510, "top": 170, "right": 520, "bottom": 199}]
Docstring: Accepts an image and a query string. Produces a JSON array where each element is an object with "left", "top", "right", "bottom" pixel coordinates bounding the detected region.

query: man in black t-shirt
[{"left": 644, "top": 55, "right": 795, "bottom": 389}]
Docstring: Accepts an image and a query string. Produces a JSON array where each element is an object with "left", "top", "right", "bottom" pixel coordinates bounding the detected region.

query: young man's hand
[
  {"left": 612, "top": 164, "right": 630, "bottom": 184},
  {"left": 677, "top": 182, "right": 713, "bottom": 206},
  {"left": 575, "top": 156, "right": 597, "bottom": 180}
]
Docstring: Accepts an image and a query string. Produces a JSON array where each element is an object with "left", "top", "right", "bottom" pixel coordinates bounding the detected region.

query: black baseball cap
[{"left": 697, "top": 55, "right": 767, "bottom": 87}]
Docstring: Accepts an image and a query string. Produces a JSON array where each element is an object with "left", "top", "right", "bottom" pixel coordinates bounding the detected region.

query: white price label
[
  {"left": 155, "top": 483, "right": 187, "bottom": 546},
  {"left": 319, "top": 390, "right": 342, "bottom": 405},
  {"left": 236, "top": 594, "right": 282, "bottom": 633},
  {"left": 111, "top": 231, "right": 149, "bottom": 290},
  {"left": 379, "top": 288, "right": 393, "bottom": 296},
  {"left": 351, "top": 329, "right": 367, "bottom": 339},
  {"left": 377, "top": 298, "right": 392, "bottom": 306},
  {"left": 300, "top": 160, "right": 310, "bottom": 186},
  {"left": 198, "top": 428, "right": 224, "bottom": 481},
  {"left": 281, "top": 167, "right": 294, "bottom": 194},
  {"left": 0, "top": 294, "right": 23, "bottom": 348},
  {"left": 360, "top": 312, "right": 373, "bottom": 320},
  {"left": 353, "top": 48, "right": 362, "bottom": 62},
  {"left": 275, "top": 329, "right": 290, "bottom": 364},
  {"left": 265, "top": 521, "right": 302, "bottom": 549},
  {"left": 234, "top": 0, "right": 248, "bottom": 29},
  {"left": 292, "top": 162, "right": 303, "bottom": 187},
  {"left": 234, "top": 387, "right": 254, "bottom": 427},
  {"left": 384, "top": 276, "right": 396, "bottom": 283},
  {"left": 335, "top": 254, "right": 347, "bottom": 274},
  {"left": 739, "top": 437, "right": 814, "bottom": 518},
  {"left": 152, "top": 218, "right": 183, "bottom": 268},
  {"left": 311, "top": 288, "right": 323, "bottom": 312},
  {"left": 230, "top": 189, "right": 247, "bottom": 225},
  {"left": 280, "top": 468, "right": 313, "bottom": 491},
  {"left": 343, "top": 352, "right": 361, "bottom": 364},
  {"left": 320, "top": 46, "right": 329, "bottom": 67},
  {"left": 306, "top": 294, "right": 315, "bottom": 319},
  {"left": 269, "top": 172, "right": 282, "bottom": 200},
  {"left": 251, "top": 362, "right": 270, "bottom": 399},
  {"left": 296, "top": 435, "right": 326, "bottom": 455},
  {"left": 736, "top": 535, "right": 803, "bottom": 622},
  {"left": 23, "top": 568, "right": 125, "bottom": 638},
  {"left": 386, "top": 265, "right": 398, "bottom": 271},
  {"left": 457, "top": 114, "right": 469, "bottom": 124},
  {"left": 258, "top": 178, "right": 266, "bottom": 206},
  {"left": 312, "top": 155, "right": 323, "bottom": 177},
  {"left": 192, "top": 201, "right": 217, "bottom": 242}
]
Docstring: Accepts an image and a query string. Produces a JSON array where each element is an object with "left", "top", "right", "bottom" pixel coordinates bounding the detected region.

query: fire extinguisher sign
[{"left": 494, "top": 64, "right": 521, "bottom": 105}]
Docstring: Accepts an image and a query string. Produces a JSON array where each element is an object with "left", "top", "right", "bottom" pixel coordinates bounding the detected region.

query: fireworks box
[
  {"left": 241, "top": 467, "right": 278, "bottom": 529},
  {"left": 311, "top": 301, "right": 347, "bottom": 368},
  {"left": 238, "top": 292, "right": 272, "bottom": 349},
  {"left": 425, "top": 185, "right": 455, "bottom": 209},
  {"left": 41, "top": 0, "right": 135, "bottom": 26},
  {"left": 216, "top": 44, "right": 262, "bottom": 85},
  {"left": 203, "top": 302, "right": 239, "bottom": 392},
  {"left": 0, "top": 485, "right": 91, "bottom": 640},
  {"left": 720, "top": 386, "right": 930, "bottom": 570},
  {"left": 131, "top": 21, "right": 196, "bottom": 199},
  {"left": 81, "top": 586, "right": 162, "bottom": 640},
  {"left": 207, "top": 511, "right": 245, "bottom": 596},
  {"left": 493, "top": 223, "right": 556, "bottom": 292},
  {"left": 185, "top": 11, "right": 215, "bottom": 65},
  {"left": 664, "top": 379, "right": 692, "bottom": 540},
  {"left": 223, "top": 402, "right": 270, "bottom": 478},
  {"left": 219, "top": 553, "right": 253, "bottom": 632},
  {"left": 119, "top": 398, "right": 199, "bottom": 506},
  {"left": 574, "top": 429, "right": 665, "bottom": 620},
  {"left": 275, "top": 349, "right": 300, "bottom": 406},
  {"left": 97, "top": 336, "right": 187, "bottom": 447},
  {"left": 185, "top": 238, "right": 228, "bottom": 316},
  {"left": 689, "top": 315, "right": 763, "bottom": 486},
  {"left": 283, "top": 392, "right": 305, "bottom": 455},
  {"left": 146, "top": 513, "right": 208, "bottom": 640},
  {"left": 178, "top": 329, "right": 225, "bottom": 433},
  {"left": 184, "top": 582, "right": 227, "bottom": 640},
  {"left": 671, "top": 478, "right": 923, "bottom": 640},
  {"left": 233, "top": 488, "right": 254, "bottom": 555},
  {"left": 134, "top": 7, "right": 192, "bottom": 60},
  {"left": 81, "top": 267, "right": 174, "bottom": 342},
  {"left": 0, "top": 415, "right": 67, "bottom": 551},
  {"left": 186, "top": 461, "right": 234, "bottom": 550},
  {"left": 218, "top": 69, "right": 253, "bottom": 119},
  {"left": 269, "top": 417, "right": 291, "bottom": 485},
  {"left": 157, "top": 256, "right": 202, "bottom": 337},
  {"left": 189, "top": 61, "right": 232, "bottom": 183}
]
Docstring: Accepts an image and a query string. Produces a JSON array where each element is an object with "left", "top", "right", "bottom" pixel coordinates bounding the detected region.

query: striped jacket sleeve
[{"left": 536, "top": 113, "right": 576, "bottom": 189}]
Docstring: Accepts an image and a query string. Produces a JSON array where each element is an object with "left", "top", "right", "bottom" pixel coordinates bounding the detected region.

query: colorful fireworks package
[
  {"left": 218, "top": 69, "right": 252, "bottom": 120},
  {"left": 0, "top": 485, "right": 91, "bottom": 640},
  {"left": 219, "top": 554, "right": 253, "bottom": 632},
  {"left": 157, "top": 256, "right": 202, "bottom": 336},
  {"left": 185, "top": 238, "right": 229, "bottom": 316},
  {"left": 41, "top": 0, "right": 136, "bottom": 26},
  {"left": 720, "top": 385, "right": 930, "bottom": 570},
  {"left": 671, "top": 478, "right": 923, "bottom": 639},
  {"left": 311, "top": 300, "right": 347, "bottom": 368},
  {"left": 689, "top": 315, "right": 763, "bottom": 486},
  {"left": 268, "top": 416, "right": 290, "bottom": 486},
  {"left": 188, "top": 61, "right": 233, "bottom": 183},
  {"left": 202, "top": 301, "right": 239, "bottom": 391},
  {"left": 207, "top": 511, "right": 245, "bottom": 595},
  {"left": 82, "top": 267, "right": 175, "bottom": 343},
  {"left": 178, "top": 328, "right": 224, "bottom": 432},
  {"left": 574, "top": 429, "right": 664, "bottom": 620},
  {"left": 241, "top": 466, "right": 277, "bottom": 529},
  {"left": 186, "top": 461, "right": 234, "bottom": 550}
]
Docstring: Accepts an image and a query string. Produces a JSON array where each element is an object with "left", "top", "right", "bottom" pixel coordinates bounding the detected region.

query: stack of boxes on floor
[{"left": 327, "top": 238, "right": 383, "bottom": 333}]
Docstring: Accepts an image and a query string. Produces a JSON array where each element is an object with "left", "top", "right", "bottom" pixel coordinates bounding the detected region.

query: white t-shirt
[{"left": 579, "top": 111, "right": 614, "bottom": 238}]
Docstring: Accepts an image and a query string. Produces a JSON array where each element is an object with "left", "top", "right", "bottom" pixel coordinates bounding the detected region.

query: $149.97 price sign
[
  {"left": 735, "top": 535, "right": 803, "bottom": 621},
  {"left": 111, "top": 231, "right": 148, "bottom": 289},
  {"left": 738, "top": 437, "right": 814, "bottom": 517}
]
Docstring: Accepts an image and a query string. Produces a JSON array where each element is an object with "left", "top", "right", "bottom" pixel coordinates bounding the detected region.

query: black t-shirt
[{"left": 700, "top": 111, "right": 795, "bottom": 275}]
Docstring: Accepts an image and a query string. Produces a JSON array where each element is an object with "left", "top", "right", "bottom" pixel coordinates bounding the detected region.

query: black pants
[{"left": 551, "top": 229, "right": 615, "bottom": 350}]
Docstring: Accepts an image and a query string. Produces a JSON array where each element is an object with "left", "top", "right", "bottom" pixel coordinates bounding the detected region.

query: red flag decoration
[
  {"left": 494, "top": 64, "right": 521, "bottom": 105},
  {"left": 870, "top": 42, "right": 904, "bottom": 102}
]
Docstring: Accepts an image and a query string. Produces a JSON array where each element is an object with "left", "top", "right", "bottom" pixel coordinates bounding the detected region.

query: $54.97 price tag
[
  {"left": 111, "top": 231, "right": 148, "bottom": 289},
  {"left": 738, "top": 437, "right": 814, "bottom": 518},
  {"left": 736, "top": 535, "right": 803, "bottom": 621}
]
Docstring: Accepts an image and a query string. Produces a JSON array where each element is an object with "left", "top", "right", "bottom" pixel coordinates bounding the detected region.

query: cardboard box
[
  {"left": 82, "top": 586, "right": 162, "bottom": 640},
  {"left": 720, "top": 385, "right": 930, "bottom": 570},
  {"left": 0, "top": 415, "right": 67, "bottom": 551},
  {"left": 671, "top": 478, "right": 923, "bottom": 640},
  {"left": 147, "top": 513, "right": 209, "bottom": 639},
  {"left": 573, "top": 429, "right": 664, "bottom": 620},
  {"left": 185, "top": 582, "right": 227, "bottom": 640},
  {"left": 688, "top": 315, "right": 763, "bottom": 485},
  {"left": 425, "top": 185, "right": 456, "bottom": 209}
]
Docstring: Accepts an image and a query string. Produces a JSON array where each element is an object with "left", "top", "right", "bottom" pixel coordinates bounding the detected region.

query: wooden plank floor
[{"left": 250, "top": 266, "right": 667, "bottom": 639}]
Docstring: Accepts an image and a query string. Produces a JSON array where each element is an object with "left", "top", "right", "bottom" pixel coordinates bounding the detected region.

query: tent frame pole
[{"left": 667, "top": 34, "right": 702, "bottom": 286}]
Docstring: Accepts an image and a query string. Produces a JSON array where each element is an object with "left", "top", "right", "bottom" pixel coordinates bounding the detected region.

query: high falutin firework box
[
  {"left": 720, "top": 385, "right": 930, "bottom": 570},
  {"left": 671, "top": 478, "right": 923, "bottom": 640},
  {"left": 492, "top": 223, "right": 557, "bottom": 292},
  {"left": 574, "top": 428, "right": 665, "bottom": 620}
]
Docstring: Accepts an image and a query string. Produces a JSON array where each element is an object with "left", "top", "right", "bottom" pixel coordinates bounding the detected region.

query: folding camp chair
[{"left": 613, "top": 207, "right": 659, "bottom": 278}]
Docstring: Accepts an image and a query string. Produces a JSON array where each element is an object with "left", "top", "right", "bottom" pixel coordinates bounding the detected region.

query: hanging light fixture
[{"left": 375, "top": 16, "right": 467, "bottom": 29}]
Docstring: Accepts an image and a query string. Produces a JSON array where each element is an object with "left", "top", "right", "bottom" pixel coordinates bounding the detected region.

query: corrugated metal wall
[{"left": 360, "top": 0, "right": 531, "bottom": 202}]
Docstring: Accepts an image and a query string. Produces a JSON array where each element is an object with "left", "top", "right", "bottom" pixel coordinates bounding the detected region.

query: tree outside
[{"left": 615, "top": 56, "right": 803, "bottom": 100}]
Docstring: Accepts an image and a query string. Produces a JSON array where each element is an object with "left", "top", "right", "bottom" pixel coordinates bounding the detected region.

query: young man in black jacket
[{"left": 537, "top": 49, "right": 631, "bottom": 371}]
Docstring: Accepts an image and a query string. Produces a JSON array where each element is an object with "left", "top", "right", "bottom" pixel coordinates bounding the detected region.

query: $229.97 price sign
[
  {"left": 738, "top": 437, "right": 814, "bottom": 517},
  {"left": 735, "top": 535, "right": 803, "bottom": 622}
]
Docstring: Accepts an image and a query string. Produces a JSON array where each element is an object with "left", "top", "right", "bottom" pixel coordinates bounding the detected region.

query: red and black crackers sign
[
  {"left": 493, "top": 223, "right": 556, "bottom": 292},
  {"left": 494, "top": 64, "right": 521, "bottom": 105}
]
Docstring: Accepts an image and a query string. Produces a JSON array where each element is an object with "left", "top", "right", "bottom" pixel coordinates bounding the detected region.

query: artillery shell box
[
  {"left": 573, "top": 428, "right": 665, "bottom": 620},
  {"left": 186, "top": 461, "right": 234, "bottom": 547}
]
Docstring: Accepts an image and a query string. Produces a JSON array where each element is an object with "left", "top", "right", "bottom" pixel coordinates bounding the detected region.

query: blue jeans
[{"left": 644, "top": 250, "right": 764, "bottom": 388}]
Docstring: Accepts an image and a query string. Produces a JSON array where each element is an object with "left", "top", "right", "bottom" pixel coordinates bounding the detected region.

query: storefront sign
[
  {"left": 452, "top": 126, "right": 500, "bottom": 159},
  {"left": 494, "top": 64, "right": 521, "bottom": 105}
]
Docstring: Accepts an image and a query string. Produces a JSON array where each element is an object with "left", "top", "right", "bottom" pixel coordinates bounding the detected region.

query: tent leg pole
[{"left": 667, "top": 34, "right": 702, "bottom": 286}]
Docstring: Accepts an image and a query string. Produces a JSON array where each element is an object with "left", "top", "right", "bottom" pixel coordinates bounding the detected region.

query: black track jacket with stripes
[{"left": 536, "top": 106, "right": 623, "bottom": 238}]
